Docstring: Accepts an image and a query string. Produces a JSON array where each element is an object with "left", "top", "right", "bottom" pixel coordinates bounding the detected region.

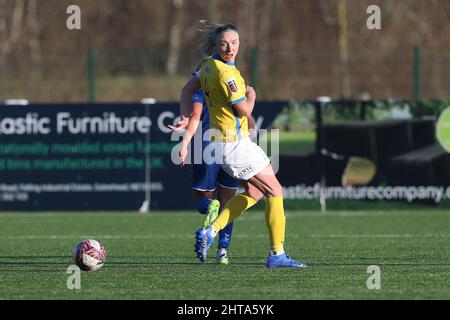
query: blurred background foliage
[{"left": 1, "top": 0, "right": 450, "bottom": 103}]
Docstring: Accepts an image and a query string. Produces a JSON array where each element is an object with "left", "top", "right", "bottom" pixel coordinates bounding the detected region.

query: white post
[
  {"left": 4, "top": 99, "right": 29, "bottom": 105},
  {"left": 316, "top": 96, "right": 332, "bottom": 213},
  {"left": 139, "top": 98, "right": 156, "bottom": 213}
]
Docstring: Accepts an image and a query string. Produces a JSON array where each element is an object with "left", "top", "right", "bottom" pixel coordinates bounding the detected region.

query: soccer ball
[{"left": 73, "top": 239, "right": 106, "bottom": 271}]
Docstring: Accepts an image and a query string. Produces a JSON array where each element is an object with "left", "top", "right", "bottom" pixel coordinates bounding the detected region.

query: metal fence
[{"left": 1, "top": 46, "right": 449, "bottom": 103}]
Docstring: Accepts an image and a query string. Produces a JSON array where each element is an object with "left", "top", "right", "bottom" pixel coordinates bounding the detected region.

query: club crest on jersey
[{"left": 227, "top": 79, "right": 238, "bottom": 93}]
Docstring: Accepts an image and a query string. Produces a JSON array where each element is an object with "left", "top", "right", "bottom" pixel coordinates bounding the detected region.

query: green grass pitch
[{"left": 0, "top": 209, "right": 449, "bottom": 300}]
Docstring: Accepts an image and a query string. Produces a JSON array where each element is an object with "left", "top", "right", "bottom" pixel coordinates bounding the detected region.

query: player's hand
[
  {"left": 246, "top": 86, "right": 256, "bottom": 101},
  {"left": 168, "top": 116, "right": 189, "bottom": 132},
  {"left": 249, "top": 128, "right": 258, "bottom": 143},
  {"left": 179, "top": 145, "right": 188, "bottom": 167}
]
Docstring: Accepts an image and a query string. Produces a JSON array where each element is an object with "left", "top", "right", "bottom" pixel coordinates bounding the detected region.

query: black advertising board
[{"left": 0, "top": 102, "right": 284, "bottom": 210}]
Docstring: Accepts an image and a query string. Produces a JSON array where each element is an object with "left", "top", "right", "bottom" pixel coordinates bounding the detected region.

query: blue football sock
[
  {"left": 197, "top": 196, "right": 212, "bottom": 215},
  {"left": 218, "top": 221, "right": 234, "bottom": 249}
]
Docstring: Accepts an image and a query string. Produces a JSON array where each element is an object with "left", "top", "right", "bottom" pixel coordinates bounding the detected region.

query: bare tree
[
  {"left": 166, "top": 0, "right": 184, "bottom": 75},
  {"left": 0, "top": 0, "right": 25, "bottom": 76},
  {"left": 257, "top": 0, "right": 275, "bottom": 59},
  {"left": 27, "top": 0, "right": 42, "bottom": 95},
  {"left": 318, "top": 0, "right": 350, "bottom": 98},
  {"left": 337, "top": 0, "right": 351, "bottom": 98}
]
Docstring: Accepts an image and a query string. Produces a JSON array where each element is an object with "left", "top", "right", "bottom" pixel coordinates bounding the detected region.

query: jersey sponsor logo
[{"left": 227, "top": 79, "right": 238, "bottom": 93}]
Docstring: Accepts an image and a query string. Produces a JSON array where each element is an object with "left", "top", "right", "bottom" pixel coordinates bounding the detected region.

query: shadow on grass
[
  {"left": 0, "top": 256, "right": 68, "bottom": 259},
  {"left": 2, "top": 255, "right": 447, "bottom": 268},
  {"left": 0, "top": 257, "right": 263, "bottom": 268},
  {"left": 107, "top": 261, "right": 264, "bottom": 267},
  {"left": 0, "top": 261, "right": 70, "bottom": 266}
]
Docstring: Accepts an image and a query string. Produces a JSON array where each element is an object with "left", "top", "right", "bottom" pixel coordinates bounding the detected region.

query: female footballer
[
  {"left": 177, "top": 21, "right": 308, "bottom": 268},
  {"left": 177, "top": 87, "right": 239, "bottom": 265}
]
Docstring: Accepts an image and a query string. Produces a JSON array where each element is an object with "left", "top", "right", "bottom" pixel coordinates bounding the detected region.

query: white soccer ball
[{"left": 73, "top": 239, "right": 106, "bottom": 271}]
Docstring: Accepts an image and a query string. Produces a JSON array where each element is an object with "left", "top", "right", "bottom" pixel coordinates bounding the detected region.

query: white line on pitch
[{"left": 1, "top": 234, "right": 450, "bottom": 240}]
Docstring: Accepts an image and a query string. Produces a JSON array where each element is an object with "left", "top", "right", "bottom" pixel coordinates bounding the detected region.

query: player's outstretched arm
[
  {"left": 179, "top": 102, "right": 203, "bottom": 166},
  {"left": 248, "top": 114, "right": 256, "bottom": 130},
  {"left": 169, "top": 76, "right": 201, "bottom": 132},
  {"left": 247, "top": 114, "right": 257, "bottom": 142}
]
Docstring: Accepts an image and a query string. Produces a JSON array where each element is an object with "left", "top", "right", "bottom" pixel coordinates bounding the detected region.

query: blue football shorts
[{"left": 192, "top": 162, "right": 239, "bottom": 191}]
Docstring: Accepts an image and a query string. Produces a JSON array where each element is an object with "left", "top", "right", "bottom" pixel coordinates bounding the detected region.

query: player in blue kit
[{"left": 176, "top": 88, "right": 240, "bottom": 265}]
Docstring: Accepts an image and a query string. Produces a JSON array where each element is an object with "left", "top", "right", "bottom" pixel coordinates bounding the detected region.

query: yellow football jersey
[{"left": 198, "top": 55, "right": 248, "bottom": 142}]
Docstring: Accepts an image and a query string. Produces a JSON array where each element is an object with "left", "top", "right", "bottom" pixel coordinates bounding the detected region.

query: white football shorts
[{"left": 213, "top": 137, "right": 270, "bottom": 181}]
